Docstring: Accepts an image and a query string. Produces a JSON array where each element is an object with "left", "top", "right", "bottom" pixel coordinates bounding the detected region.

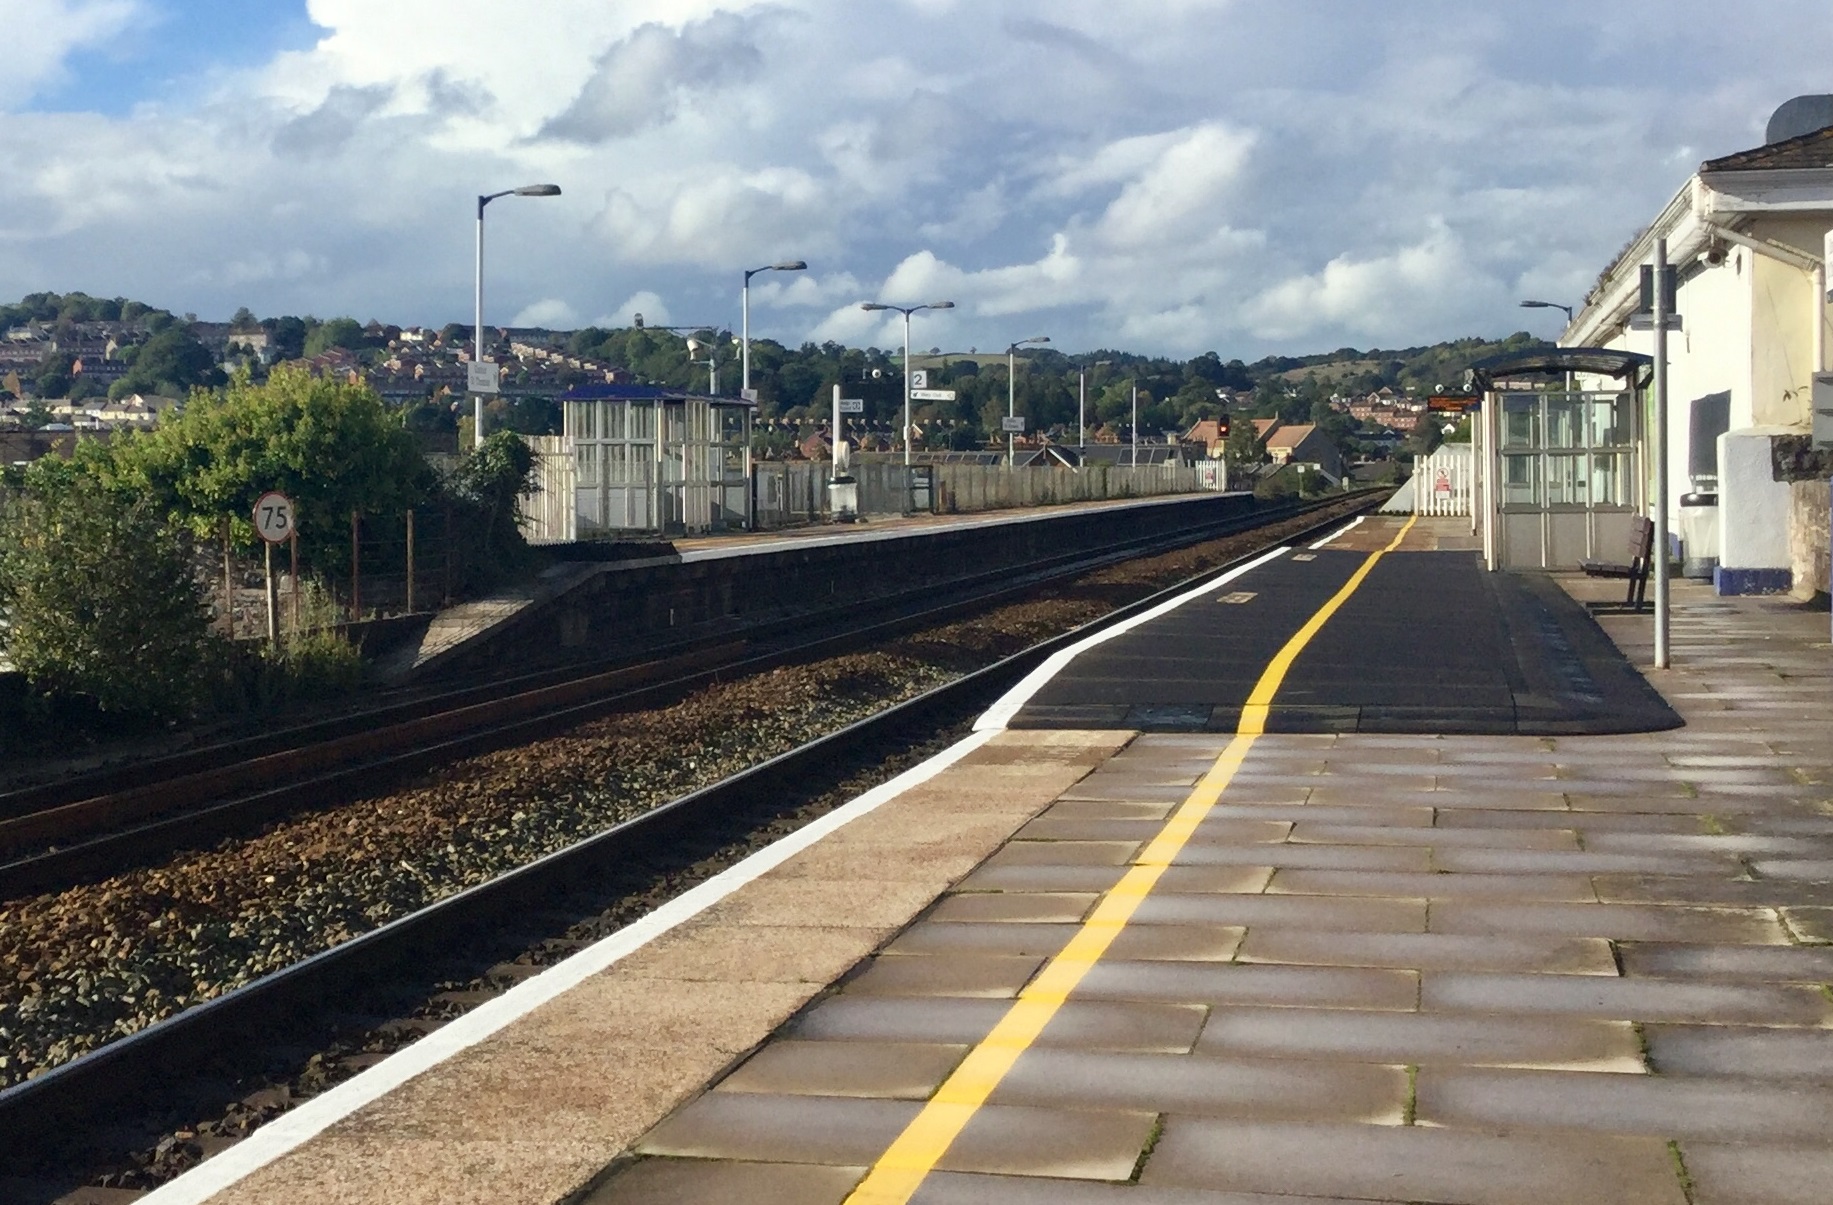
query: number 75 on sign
[{"left": 254, "top": 491, "right": 296, "bottom": 544}]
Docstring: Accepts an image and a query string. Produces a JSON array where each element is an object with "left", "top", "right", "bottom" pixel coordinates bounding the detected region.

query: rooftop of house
[
  {"left": 1701, "top": 123, "right": 1833, "bottom": 173},
  {"left": 1265, "top": 423, "right": 1318, "bottom": 449}
]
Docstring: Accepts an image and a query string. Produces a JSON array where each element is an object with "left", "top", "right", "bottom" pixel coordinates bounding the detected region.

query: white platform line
[
  {"left": 974, "top": 544, "right": 1292, "bottom": 732},
  {"left": 139, "top": 727, "right": 998, "bottom": 1205},
  {"left": 1309, "top": 515, "right": 1366, "bottom": 550}
]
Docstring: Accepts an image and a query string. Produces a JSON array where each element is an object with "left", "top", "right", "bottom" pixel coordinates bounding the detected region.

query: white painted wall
[{"left": 1717, "top": 428, "right": 1795, "bottom": 571}]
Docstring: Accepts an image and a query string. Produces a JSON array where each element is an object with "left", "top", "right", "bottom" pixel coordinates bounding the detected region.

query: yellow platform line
[{"left": 842, "top": 514, "right": 1417, "bottom": 1205}]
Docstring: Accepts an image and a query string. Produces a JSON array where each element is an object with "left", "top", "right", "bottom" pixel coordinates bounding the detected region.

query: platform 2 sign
[{"left": 253, "top": 491, "right": 296, "bottom": 544}]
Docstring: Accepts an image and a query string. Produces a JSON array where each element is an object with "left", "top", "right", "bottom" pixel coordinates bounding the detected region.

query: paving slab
[
  {"left": 1138, "top": 1117, "right": 1688, "bottom": 1204},
  {"left": 1197, "top": 1006, "right": 1645, "bottom": 1071}
]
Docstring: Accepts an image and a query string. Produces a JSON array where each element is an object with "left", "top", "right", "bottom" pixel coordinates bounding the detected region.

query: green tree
[
  {"left": 0, "top": 461, "right": 212, "bottom": 718},
  {"left": 303, "top": 316, "right": 365, "bottom": 358},
  {"left": 265, "top": 315, "right": 309, "bottom": 361},
  {"left": 109, "top": 365, "right": 434, "bottom": 567},
  {"left": 1223, "top": 419, "right": 1266, "bottom": 472},
  {"left": 108, "top": 327, "right": 224, "bottom": 399}
]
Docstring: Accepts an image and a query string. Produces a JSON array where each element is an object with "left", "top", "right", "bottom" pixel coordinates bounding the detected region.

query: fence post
[
  {"left": 405, "top": 508, "right": 416, "bottom": 613},
  {"left": 350, "top": 509, "right": 361, "bottom": 621},
  {"left": 289, "top": 530, "right": 300, "bottom": 634},
  {"left": 220, "top": 517, "right": 235, "bottom": 637}
]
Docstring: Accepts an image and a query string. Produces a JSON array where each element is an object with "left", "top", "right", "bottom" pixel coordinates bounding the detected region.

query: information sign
[
  {"left": 467, "top": 360, "right": 501, "bottom": 394},
  {"left": 838, "top": 398, "right": 865, "bottom": 414},
  {"left": 911, "top": 388, "right": 957, "bottom": 402},
  {"left": 1000, "top": 415, "right": 1027, "bottom": 433},
  {"left": 253, "top": 491, "right": 296, "bottom": 545}
]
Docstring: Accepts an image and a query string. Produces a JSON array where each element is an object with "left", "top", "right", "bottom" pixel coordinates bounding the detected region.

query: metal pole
[
  {"left": 1653, "top": 238, "right": 1671, "bottom": 669},
  {"left": 474, "top": 196, "right": 486, "bottom": 449},
  {"left": 903, "top": 311, "right": 913, "bottom": 468},
  {"left": 741, "top": 272, "right": 752, "bottom": 395},
  {"left": 1131, "top": 383, "right": 1138, "bottom": 468},
  {"left": 1007, "top": 347, "right": 1016, "bottom": 468},
  {"left": 264, "top": 540, "right": 278, "bottom": 646},
  {"left": 1078, "top": 368, "right": 1086, "bottom": 450}
]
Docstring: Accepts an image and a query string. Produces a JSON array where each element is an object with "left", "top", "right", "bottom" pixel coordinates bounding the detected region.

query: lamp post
[
  {"left": 473, "top": 183, "right": 561, "bottom": 448},
  {"left": 1006, "top": 336, "right": 1050, "bottom": 466},
  {"left": 1079, "top": 359, "right": 1111, "bottom": 451},
  {"left": 1519, "top": 299, "right": 1574, "bottom": 327},
  {"left": 860, "top": 300, "right": 955, "bottom": 466},
  {"left": 686, "top": 338, "right": 720, "bottom": 395},
  {"left": 742, "top": 260, "right": 806, "bottom": 398},
  {"left": 1131, "top": 381, "right": 1140, "bottom": 467}
]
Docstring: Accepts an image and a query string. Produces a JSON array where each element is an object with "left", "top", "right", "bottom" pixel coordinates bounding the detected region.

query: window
[{"left": 1503, "top": 454, "right": 1540, "bottom": 506}]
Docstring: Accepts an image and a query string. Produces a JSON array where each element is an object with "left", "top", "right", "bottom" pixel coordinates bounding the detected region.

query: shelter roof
[
  {"left": 559, "top": 383, "right": 749, "bottom": 406},
  {"left": 1466, "top": 347, "right": 1653, "bottom": 392}
]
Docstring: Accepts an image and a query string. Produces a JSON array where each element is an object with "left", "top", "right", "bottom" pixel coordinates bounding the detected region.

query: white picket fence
[{"left": 1413, "top": 444, "right": 1474, "bottom": 517}]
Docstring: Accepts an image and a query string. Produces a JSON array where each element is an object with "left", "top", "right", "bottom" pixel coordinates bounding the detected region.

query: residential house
[{"left": 1264, "top": 423, "right": 1344, "bottom": 482}]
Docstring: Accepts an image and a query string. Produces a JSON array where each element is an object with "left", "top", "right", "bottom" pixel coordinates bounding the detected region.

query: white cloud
[
  {"left": 3, "top": 0, "right": 1831, "bottom": 358},
  {"left": 3, "top": 0, "right": 142, "bottom": 110},
  {"left": 510, "top": 298, "right": 580, "bottom": 328},
  {"left": 604, "top": 290, "right": 670, "bottom": 329}
]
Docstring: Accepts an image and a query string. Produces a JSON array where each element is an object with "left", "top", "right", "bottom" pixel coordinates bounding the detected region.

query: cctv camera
[
  {"left": 871, "top": 367, "right": 883, "bottom": 379},
  {"left": 1703, "top": 242, "right": 1728, "bottom": 267}
]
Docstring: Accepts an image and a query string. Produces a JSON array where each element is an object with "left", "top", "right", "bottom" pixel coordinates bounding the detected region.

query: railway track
[
  {"left": 0, "top": 495, "right": 1372, "bottom": 899},
  {"left": 0, "top": 495, "right": 1378, "bottom": 1190}
]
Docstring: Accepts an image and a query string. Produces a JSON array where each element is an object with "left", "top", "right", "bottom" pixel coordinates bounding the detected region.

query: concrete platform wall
[{"left": 426, "top": 493, "right": 1263, "bottom": 680}]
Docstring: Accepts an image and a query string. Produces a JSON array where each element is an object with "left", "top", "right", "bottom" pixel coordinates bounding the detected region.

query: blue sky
[
  {"left": 3, "top": 1, "right": 1829, "bottom": 358},
  {"left": 29, "top": 0, "right": 321, "bottom": 116}
]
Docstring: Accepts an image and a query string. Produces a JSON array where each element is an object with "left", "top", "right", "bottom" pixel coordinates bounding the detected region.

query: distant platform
[{"left": 1007, "top": 517, "right": 1681, "bottom": 736}]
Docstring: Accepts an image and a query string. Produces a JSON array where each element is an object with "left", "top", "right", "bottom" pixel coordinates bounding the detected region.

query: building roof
[
  {"left": 560, "top": 383, "right": 750, "bottom": 406},
  {"left": 1265, "top": 423, "right": 1315, "bottom": 449},
  {"left": 1700, "top": 124, "right": 1833, "bottom": 173}
]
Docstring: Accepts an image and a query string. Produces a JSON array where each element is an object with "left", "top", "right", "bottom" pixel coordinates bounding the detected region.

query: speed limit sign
[{"left": 253, "top": 491, "right": 296, "bottom": 544}]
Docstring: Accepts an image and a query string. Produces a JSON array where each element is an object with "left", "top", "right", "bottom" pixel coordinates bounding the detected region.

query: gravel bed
[{"left": 0, "top": 500, "right": 1366, "bottom": 1098}]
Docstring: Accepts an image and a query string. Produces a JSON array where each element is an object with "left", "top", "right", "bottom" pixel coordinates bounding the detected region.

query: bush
[{"left": 0, "top": 464, "right": 213, "bottom": 719}]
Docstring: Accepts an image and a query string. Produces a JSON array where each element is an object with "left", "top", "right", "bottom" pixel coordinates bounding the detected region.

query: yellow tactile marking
[{"left": 841, "top": 513, "right": 1419, "bottom": 1204}]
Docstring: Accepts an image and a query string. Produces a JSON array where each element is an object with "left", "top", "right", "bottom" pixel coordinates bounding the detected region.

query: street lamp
[
  {"left": 686, "top": 337, "right": 731, "bottom": 395},
  {"left": 1006, "top": 336, "right": 1050, "bottom": 466},
  {"left": 1079, "top": 359, "right": 1111, "bottom": 451},
  {"left": 473, "top": 183, "right": 561, "bottom": 449},
  {"left": 860, "top": 300, "right": 955, "bottom": 466},
  {"left": 742, "top": 260, "right": 807, "bottom": 398},
  {"left": 1519, "top": 299, "right": 1575, "bottom": 325}
]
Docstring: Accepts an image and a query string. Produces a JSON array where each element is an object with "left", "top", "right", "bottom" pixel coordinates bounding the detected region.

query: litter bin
[
  {"left": 1678, "top": 491, "right": 1719, "bottom": 579},
  {"left": 828, "top": 474, "right": 858, "bottom": 523}
]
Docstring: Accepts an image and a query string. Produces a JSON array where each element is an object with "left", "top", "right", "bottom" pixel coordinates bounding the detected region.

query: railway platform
[{"left": 143, "top": 516, "right": 1833, "bottom": 1205}]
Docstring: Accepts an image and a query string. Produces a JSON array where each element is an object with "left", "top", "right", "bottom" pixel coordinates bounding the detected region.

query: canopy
[{"left": 1465, "top": 347, "right": 1653, "bottom": 392}]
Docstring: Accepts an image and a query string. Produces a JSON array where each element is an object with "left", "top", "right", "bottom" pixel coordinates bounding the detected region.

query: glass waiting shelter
[
  {"left": 562, "top": 384, "right": 753, "bottom": 536},
  {"left": 1466, "top": 348, "right": 1653, "bottom": 571}
]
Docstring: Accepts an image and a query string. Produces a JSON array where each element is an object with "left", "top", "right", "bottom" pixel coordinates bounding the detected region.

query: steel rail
[
  {"left": 0, "top": 497, "right": 1374, "bottom": 898},
  {"left": 0, "top": 495, "right": 1378, "bottom": 1166}
]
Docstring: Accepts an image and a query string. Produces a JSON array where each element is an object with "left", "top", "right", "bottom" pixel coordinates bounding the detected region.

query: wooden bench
[{"left": 1580, "top": 515, "right": 1655, "bottom": 609}]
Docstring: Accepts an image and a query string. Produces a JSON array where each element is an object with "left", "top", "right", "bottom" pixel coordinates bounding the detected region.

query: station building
[{"left": 1566, "top": 94, "right": 1833, "bottom": 598}]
